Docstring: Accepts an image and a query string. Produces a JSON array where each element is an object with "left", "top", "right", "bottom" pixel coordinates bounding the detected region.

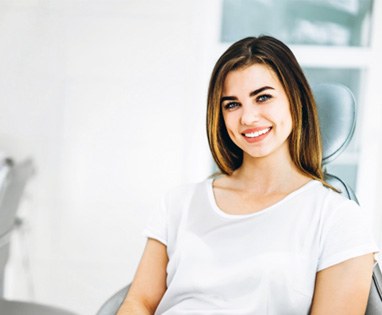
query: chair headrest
[{"left": 312, "top": 83, "right": 356, "bottom": 165}]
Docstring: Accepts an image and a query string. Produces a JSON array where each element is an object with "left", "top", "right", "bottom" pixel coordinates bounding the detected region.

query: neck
[{"left": 231, "top": 149, "right": 308, "bottom": 194}]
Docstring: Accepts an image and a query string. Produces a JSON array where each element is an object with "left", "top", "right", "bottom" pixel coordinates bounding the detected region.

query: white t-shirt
[{"left": 143, "top": 178, "right": 379, "bottom": 315}]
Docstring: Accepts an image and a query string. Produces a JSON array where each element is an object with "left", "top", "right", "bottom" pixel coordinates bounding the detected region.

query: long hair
[{"left": 206, "top": 36, "right": 327, "bottom": 185}]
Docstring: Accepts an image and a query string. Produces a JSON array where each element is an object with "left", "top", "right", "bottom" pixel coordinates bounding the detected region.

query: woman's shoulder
[
  {"left": 316, "top": 181, "right": 358, "bottom": 206},
  {"left": 305, "top": 180, "right": 362, "bottom": 221}
]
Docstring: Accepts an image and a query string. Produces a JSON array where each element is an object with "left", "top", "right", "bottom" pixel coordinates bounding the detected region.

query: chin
[{"left": 244, "top": 150, "right": 273, "bottom": 159}]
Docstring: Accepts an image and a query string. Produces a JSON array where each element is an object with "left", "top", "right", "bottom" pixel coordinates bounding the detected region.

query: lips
[
  {"left": 242, "top": 127, "right": 272, "bottom": 138},
  {"left": 239, "top": 127, "right": 272, "bottom": 144}
]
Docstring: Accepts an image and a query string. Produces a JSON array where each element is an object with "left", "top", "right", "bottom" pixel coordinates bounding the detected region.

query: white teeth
[{"left": 244, "top": 128, "right": 270, "bottom": 138}]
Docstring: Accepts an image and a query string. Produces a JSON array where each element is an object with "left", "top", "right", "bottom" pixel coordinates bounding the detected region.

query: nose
[{"left": 240, "top": 103, "right": 260, "bottom": 125}]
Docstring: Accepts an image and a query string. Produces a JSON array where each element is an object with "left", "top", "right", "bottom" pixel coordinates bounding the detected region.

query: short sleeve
[
  {"left": 317, "top": 200, "right": 379, "bottom": 271},
  {"left": 142, "top": 195, "right": 168, "bottom": 246}
]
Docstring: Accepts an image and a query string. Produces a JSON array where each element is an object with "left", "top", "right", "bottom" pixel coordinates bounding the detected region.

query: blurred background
[{"left": 0, "top": 0, "right": 381, "bottom": 314}]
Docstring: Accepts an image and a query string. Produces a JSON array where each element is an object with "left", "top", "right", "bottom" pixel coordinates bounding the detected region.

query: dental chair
[
  {"left": 314, "top": 84, "right": 382, "bottom": 315},
  {"left": 0, "top": 159, "right": 77, "bottom": 315},
  {"left": 96, "top": 83, "right": 382, "bottom": 315}
]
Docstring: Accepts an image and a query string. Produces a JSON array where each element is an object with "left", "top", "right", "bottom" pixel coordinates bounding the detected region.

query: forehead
[{"left": 223, "top": 63, "right": 282, "bottom": 94}]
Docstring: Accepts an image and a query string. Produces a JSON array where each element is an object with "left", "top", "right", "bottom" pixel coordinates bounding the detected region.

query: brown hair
[{"left": 206, "top": 36, "right": 327, "bottom": 185}]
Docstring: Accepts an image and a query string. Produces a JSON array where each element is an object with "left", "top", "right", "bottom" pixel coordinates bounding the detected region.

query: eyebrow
[{"left": 220, "top": 86, "right": 275, "bottom": 104}]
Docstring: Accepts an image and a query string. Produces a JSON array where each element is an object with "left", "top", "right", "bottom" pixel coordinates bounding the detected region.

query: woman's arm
[
  {"left": 310, "top": 253, "right": 375, "bottom": 315},
  {"left": 117, "top": 238, "right": 168, "bottom": 315}
]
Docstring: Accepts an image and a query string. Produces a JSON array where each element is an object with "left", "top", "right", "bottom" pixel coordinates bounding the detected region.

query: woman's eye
[
  {"left": 224, "top": 102, "right": 240, "bottom": 110},
  {"left": 257, "top": 94, "right": 272, "bottom": 103}
]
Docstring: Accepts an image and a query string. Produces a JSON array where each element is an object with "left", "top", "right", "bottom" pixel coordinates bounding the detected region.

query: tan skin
[
  {"left": 117, "top": 64, "right": 375, "bottom": 314},
  {"left": 116, "top": 239, "right": 168, "bottom": 314}
]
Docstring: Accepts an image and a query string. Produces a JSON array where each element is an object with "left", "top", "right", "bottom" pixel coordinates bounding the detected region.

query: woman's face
[{"left": 221, "top": 63, "right": 293, "bottom": 162}]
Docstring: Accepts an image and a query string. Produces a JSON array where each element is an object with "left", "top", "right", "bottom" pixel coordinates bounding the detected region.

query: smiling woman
[
  {"left": 207, "top": 36, "right": 323, "bottom": 183},
  {"left": 116, "top": 36, "right": 379, "bottom": 315}
]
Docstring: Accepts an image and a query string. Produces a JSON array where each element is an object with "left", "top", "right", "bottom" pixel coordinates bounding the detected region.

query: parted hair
[{"left": 206, "top": 35, "right": 326, "bottom": 184}]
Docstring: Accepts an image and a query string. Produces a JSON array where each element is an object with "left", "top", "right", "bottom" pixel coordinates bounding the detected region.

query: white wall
[{"left": 0, "top": 1, "right": 219, "bottom": 314}]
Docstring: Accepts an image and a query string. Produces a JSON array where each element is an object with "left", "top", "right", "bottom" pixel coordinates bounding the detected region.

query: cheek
[
  {"left": 223, "top": 114, "right": 241, "bottom": 144},
  {"left": 222, "top": 113, "right": 234, "bottom": 133},
  {"left": 279, "top": 107, "right": 293, "bottom": 132},
  {"left": 286, "top": 114, "right": 293, "bottom": 133},
  {"left": 284, "top": 115, "right": 294, "bottom": 143}
]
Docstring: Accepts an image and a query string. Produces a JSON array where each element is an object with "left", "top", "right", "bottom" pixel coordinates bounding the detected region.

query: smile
[{"left": 243, "top": 127, "right": 271, "bottom": 138}]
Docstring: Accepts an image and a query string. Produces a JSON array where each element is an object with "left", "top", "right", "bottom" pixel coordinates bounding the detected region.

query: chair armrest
[{"left": 97, "top": 284, "right": 131, "bottom": 315}]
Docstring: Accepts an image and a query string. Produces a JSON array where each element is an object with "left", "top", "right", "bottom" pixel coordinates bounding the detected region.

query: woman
[{"left": 117, "top": 36, "right": 379, "bottom": 314}]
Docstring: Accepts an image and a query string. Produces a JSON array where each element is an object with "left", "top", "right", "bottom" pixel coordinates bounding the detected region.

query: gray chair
[
  {"left": 0, "top": 159, "right": 77, "bottom": 315},
  {"left": 97, "top": 284, "right": 130, "bottom": 315},
  {"left": 97, "top": 83, "right": 382, "bottom": 315},
  {"left": 0, "top": 299, "right": 76, "bottom": 315}
]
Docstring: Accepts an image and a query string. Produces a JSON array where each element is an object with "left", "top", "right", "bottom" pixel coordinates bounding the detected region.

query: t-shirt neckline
[{"left": 207, "top": 177, "right": 320, "bottom": 219}]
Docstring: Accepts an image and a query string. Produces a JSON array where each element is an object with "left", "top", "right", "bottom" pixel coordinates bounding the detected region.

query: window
[{"left": 221, "top": 0, "right": 373, "bottom": 46}]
